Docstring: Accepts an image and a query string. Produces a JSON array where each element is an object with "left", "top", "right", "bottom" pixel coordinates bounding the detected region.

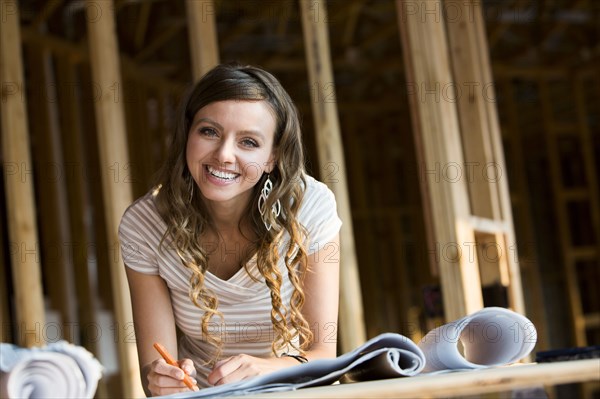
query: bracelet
[{"left": 281, "top": 352, "right": 308, "bottom": 363}]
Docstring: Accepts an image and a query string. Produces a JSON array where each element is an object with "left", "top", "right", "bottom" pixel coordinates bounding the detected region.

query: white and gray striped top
[{"left": 118, "top": 175, "right": 342, "bottom": 386}]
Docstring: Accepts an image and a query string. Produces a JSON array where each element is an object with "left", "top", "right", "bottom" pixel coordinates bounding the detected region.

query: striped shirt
[{"left": 118, "top": 175, "right": 342, "bottom": 386}]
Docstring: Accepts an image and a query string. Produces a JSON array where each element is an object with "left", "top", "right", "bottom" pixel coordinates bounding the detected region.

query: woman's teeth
[{"left": 207, "top": 166, "right": 238, "bottom": 180}]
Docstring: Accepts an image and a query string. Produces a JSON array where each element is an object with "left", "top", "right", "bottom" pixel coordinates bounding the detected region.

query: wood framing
[
  {"left": 540, "top": 73, "right": 600, "bottom": 347},
  {"left": 498, "top": 79, "right": 549, "bottom": 347},
  {"left": 396, "top": 0, "right": 484, "bottom": 321},
  {"left": 0, "top": 0, "right": 46, "bottom": 348},
  {"left": 2, "top": 1, "right": 598, "bottom": 398},
  {"left": 444, "top": 0, "right": 525, "bottom": 314},
  {"left": 574, "top": 69, "right": 600, "bottom": 341},
  {"left": 299, "top": 0, "right": 366, "bottom": 352},
  {"left": 186, "top": 0, "right": 220, "bottom": 81},
  {"left": 84, "top": 1, "right": 142, "bottom": 396},
  {"left": 26, "top": 44, "right": 78, "bottom": 343}
]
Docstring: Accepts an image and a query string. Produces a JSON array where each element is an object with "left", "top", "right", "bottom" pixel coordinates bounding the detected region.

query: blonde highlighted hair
[{"left": 154, "top": 63, "right": 312, "bottom": 362}]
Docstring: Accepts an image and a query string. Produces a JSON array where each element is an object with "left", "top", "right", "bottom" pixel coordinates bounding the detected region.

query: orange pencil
[{"left": 153, "top": 342, "right": 198, "bottom": 390}]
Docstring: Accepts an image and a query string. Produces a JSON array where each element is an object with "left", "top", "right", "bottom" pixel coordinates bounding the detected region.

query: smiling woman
[{"left": 118, "top": 63, "right": 342, "bottom": 396}]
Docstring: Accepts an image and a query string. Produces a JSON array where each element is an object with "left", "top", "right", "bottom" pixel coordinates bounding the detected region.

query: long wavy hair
[{"left": 154, "top": 63, "right": 312, "bottom": 362}]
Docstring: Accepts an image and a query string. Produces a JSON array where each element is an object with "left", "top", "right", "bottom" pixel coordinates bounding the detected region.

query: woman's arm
[
  {"left": 207, "top": 234, "right": 341, "bottom": 385},
  {"left": 299, "top": 233, "right": 341, "bottom": 359},
  {"left": 126, "top": 267, "right": 197, "bottom": 396}
]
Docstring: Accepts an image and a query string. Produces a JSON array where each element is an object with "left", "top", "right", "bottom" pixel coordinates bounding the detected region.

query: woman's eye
[
  {"left": 241, "top": 138, "right": 259, "bottom": 148},
  {"left": 199, "top": 127, "right": 217, "bottom": 137}
]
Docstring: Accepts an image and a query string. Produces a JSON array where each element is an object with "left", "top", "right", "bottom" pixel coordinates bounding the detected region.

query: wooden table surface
[{"left": 244, "top": 359, "right": 600, "bottom": 398}]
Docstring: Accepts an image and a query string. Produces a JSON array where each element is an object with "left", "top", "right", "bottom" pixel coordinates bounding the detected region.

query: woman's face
[{"left": 186, "top": 100, "right": 277, "bottom": 210}]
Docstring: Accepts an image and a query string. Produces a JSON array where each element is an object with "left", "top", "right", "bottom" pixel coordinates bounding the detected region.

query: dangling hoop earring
[{"left": 258, "top": 175, "right": 281, "bottom": 231}]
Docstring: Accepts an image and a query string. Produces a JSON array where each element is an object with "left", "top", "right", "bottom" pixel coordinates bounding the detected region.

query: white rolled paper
[
  {"left": 418, "top": 307, "right": 537, "bottom": 373},
  {"left": 0, "top": 341, "right": 102, "bottom": 399}
]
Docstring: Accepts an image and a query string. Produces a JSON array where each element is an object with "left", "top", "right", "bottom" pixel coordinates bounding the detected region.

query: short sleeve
[
  {"left": 298, "top": 176, "right": 343, "bottom": 254},
  {"left": 118, "top": 198, "right": 160, "bottom": 275}
]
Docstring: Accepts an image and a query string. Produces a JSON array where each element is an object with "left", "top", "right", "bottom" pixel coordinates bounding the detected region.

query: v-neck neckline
[{"left": 205, "top": 253, "right": 259, "bottom": 285}]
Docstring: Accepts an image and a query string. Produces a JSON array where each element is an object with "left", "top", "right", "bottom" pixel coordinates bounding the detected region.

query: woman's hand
[
  {"left": 207, "top": 354, "right": 297, "bottom": 386},
  {"left": 146, "top": 358, "right": 199, "bottom": 396}
]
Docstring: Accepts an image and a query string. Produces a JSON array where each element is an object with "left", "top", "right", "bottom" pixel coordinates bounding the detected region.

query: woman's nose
[{"left": 214, "top": 138, "right": 236, "bottom": 164}]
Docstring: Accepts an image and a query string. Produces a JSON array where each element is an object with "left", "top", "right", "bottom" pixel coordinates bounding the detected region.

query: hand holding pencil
[{"left": 153, "top": 342, "right": 199, "bottom": 391}]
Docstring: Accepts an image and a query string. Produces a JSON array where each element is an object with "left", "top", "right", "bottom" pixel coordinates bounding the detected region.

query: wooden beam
[
  {"left": 186, "top": 0, "right": 219, "bottom": 80},
  {"left": 469, "top": 2, "right": 526, "bottom": 314},
  {"left": 54, "top": 56, "right": 108, "bottom": 397},
  {"left": 85, "top": 1, "right": 142, "bottom": 396},
  {"left": 243, "top": 359, "right": 600, "bottom": 398},
  {"left": 300, "top": 0, "right": 366, "bottom": 352},
  {"left": 445, "top": 2, "right": 501, "bottom": 220},
  {"left": 53, "top": 60, "right": 91, "bottom": 300},
  {"left": 444, "top": 0, "right": 525, "bottom": 314},
  {"left": 0, "top": 0, "right": 46, "bottom": 348},
  {"left": 396, "top": 0, "right": 483, "bottom": 321},
  {"left": 26, "top": 44, "right": 78, "bottom": 343}
]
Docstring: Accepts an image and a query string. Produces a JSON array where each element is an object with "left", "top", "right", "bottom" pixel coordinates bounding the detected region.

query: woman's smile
[{"left": 205, "top": 165, "right": 240, "bottom": 182}]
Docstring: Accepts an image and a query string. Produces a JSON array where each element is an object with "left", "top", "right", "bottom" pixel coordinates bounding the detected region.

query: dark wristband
[{"left": 281, "top": 352, "right": 308, "bottom": 363}]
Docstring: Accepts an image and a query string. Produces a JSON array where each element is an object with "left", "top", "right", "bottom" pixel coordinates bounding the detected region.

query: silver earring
[{"left": 258, "top": 175, "right": 281, "bottom": 231}]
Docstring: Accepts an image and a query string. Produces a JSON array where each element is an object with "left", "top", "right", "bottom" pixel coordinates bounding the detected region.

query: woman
[{"left": 119, "top": 63, "right": 342, "bottom": 396}]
